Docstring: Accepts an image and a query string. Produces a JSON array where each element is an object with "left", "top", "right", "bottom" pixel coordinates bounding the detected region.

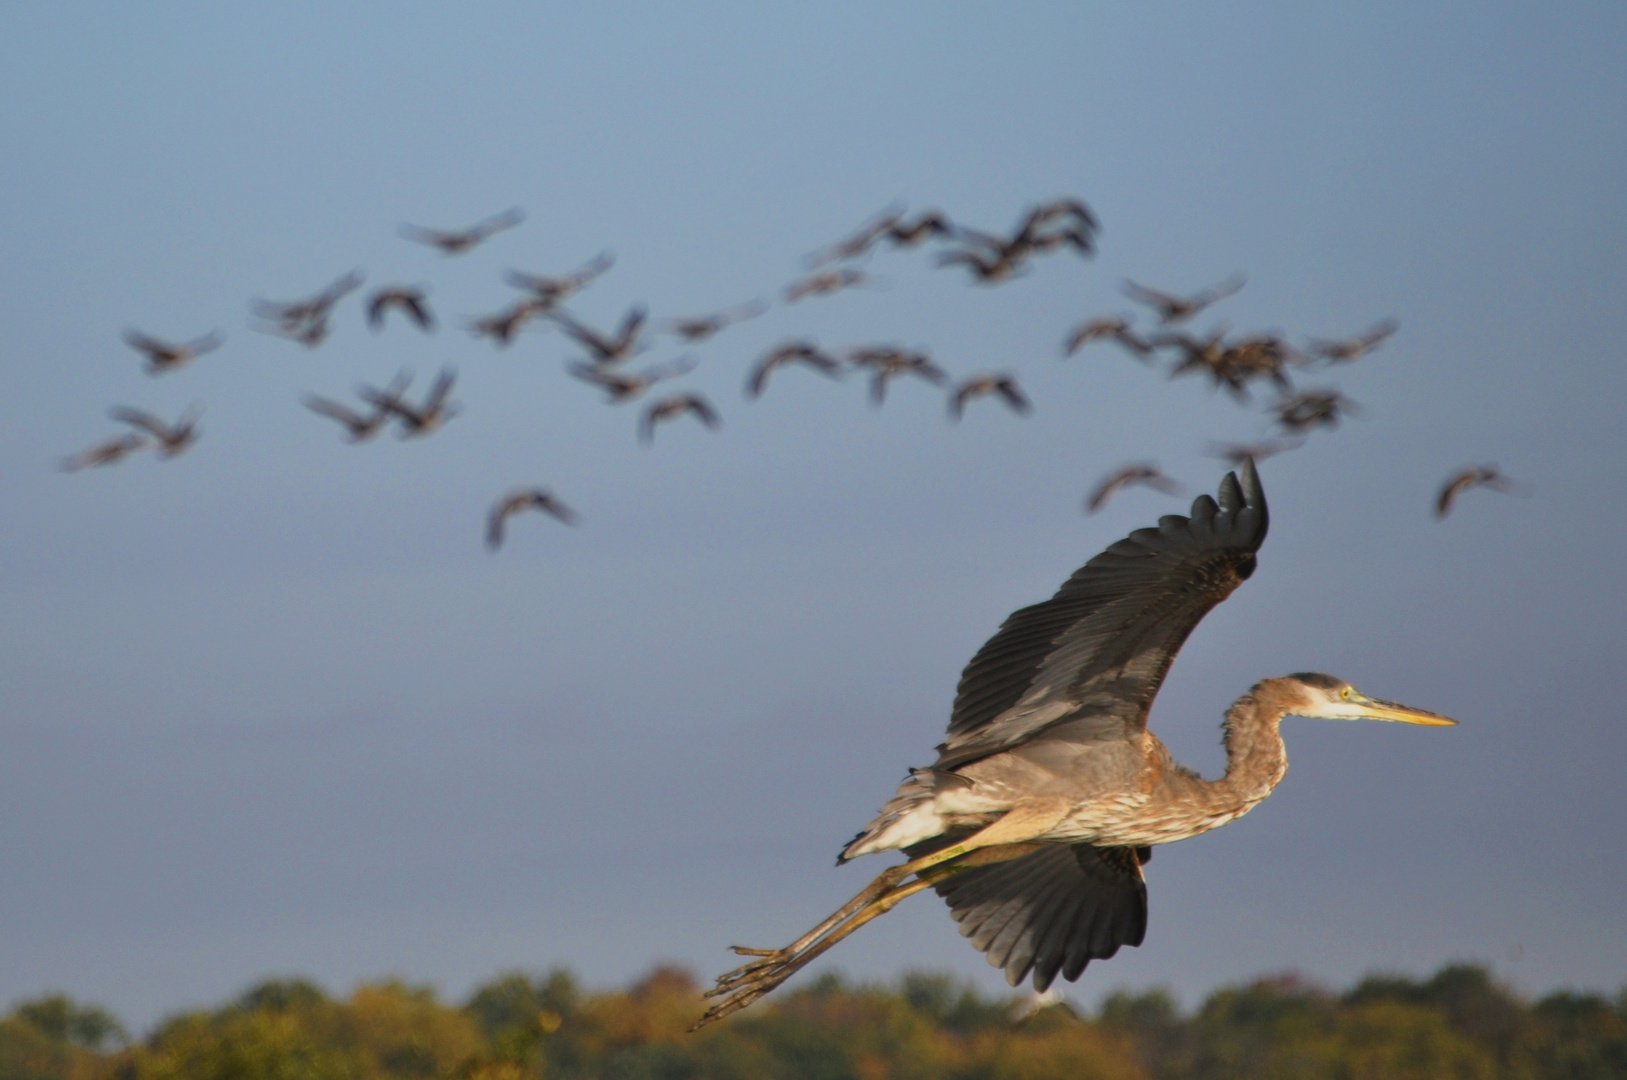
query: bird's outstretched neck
[{"left": 1179, "top": 679, "right": 1300, "bottom": 832}]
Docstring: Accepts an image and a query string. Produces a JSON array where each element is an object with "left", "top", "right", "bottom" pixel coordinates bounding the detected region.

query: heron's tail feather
[{"left": 837, "top": 769, "right": 969, "bottom": 864}]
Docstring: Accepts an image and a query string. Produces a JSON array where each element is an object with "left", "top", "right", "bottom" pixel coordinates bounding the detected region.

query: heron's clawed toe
[
  {"left": 728, "top": 945, "right": 778, "bottom": 957},
  {"left": 693, "top": 969, "right": 793, "bottom": 1029},
  {"left": 709, "top": 953, "right": 788, "bottom": 993}
]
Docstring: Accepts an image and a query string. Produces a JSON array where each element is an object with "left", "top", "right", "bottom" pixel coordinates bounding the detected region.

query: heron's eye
[{"left": 1340, "top": 687, "right": 1352, "bottom": 700}]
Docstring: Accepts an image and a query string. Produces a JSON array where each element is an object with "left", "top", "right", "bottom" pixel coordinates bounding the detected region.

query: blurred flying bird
[
  {"left": 302, "top": 373, "right": 409, "bottom": 443},
  {"left": 123, "top": 329, "right": 223, "bottom": 374},
  {"left": 1436, "top": 465, "right": 1517, "bottom": 519},
  {"left": 1153, "top": 327, "right": 1234, "bottom": 389},
  {"left": 847, "top": 346, "right": 947, "bottom": 406},
  {"left": 365, "top": 367, "right": 459, "bottom": 437},
  {"left": 961, "top": 200, "right": 1099, "bottom": 259},
  {"left": 785, "top": 268, "right": 877, "bottom": 302},
  {"left": 367, "top": 286, "right": 435, "bottom": 332},
  {"left": 1085, "top": 464, "right": 1182, "bottom": 513},
  {"left": 885, "top": 209, "right": 954, "bottom": 247},
  {"left": 486, "top": 488, "right": 578, "bottom": 550},
  {"left": 745, "top": 341, "right": 844, "bottom": 399},
  {"left": 504, "top": 251, "right": 615, "bottom": 304},
  {"left": 804, "top": 201, "right": 907, "bottom": 266},
  {"left": 938, "top": 198, "right": 1100, "bottom": 283},
  {"left": 467, "top": 298, "right": 550, "bottom": 347},
  {"left": 399, "top": 207, "right": 524, "bottom": 254},
  {"left": 1022, "top": 197, "right": 1101, "bottom": 236},
  {"left": 1205, "top": 438, "right": 1304, "bottom": 466},
  {"left": 61, "top": 432, "right": 148, "bottom": 472},
  {"left": 551, "top": 305, "right": 648, "bottom": 364},
  {"left": 935, "top": 246, "right": 1028, "bottom": 284},
  {"left": 949, "top": 374, "right": 1031, "bottom": 420},
  {"left": 1151, "top": 328, "right": 1295, "bottom": 401},
  {"left": 302, "top": 395, "right": 390, "bottom": 443},
  {"left": 1025, "top": 226, "right": 1096, "bottom": 256},
  {"left": 1272, "top": 389, "right": 1359, "bottom": 433},
  {"left": 658, "top": 300, "right": 769, "bottom": 342},
  {"left": 1306, "top": 319, "right": 1400, "bottom": 363},
  {"left": 1064, "top": 316, "right": 1152, "bottom": 360},
  {"left": 259, "top": 318, "right": 330, "bottom": 348},
  {"left": 695, "top": 462, "right": 1456, "bottom": 1026},
  {"left": 1123, "top": 275, "right": 1245, "bottom": 325},
  {"left": 109, "top": 405, "right": 200, "bottom": 458},
  {"left": 640, "top": 393, "right": 721, "bottom": 445},
  {"left": 252, "top": 271, "right": 364, "bottom": 342},
  {"left": 1218, "top": 334, "right": 1299, "bottom": 396},
  {"left": 568, "top": 356, "right": 696, "bottom": 404}
]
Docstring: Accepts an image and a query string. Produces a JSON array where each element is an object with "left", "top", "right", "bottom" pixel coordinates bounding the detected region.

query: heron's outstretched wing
[
  {"left": 932, "top": 843, "right": 1147, "bottom": 990},
  {"left": 936, "top": 460, "right": 1267, "bottom": 770}
]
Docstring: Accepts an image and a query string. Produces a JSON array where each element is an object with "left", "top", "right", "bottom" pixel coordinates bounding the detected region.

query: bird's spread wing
[
  {"left": 423, "top": 369, "right": 456, "bottom": 411},
  {"left": 936, "top": 460, "right": 1267, "bottom": 770},
  {"left": 109, "top": 407, "right": 167, "bottom": 439},
  {"left": 929, "top": 843, "right": 1147, "bottom": 991}
]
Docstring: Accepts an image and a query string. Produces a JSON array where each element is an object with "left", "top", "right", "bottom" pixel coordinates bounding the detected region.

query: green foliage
[
  {"left": 233, "top": 979, "right": 329, "bottom": 1016},
  {"left": 2, "top": 964, "right": 1624, "bottom": 1080},
  {"left": 11, "top": 998, "right": 125, "bottom": 1053}
]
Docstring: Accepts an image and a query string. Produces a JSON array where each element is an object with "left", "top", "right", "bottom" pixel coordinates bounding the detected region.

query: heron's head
[{"left": 1281, "top": 672, "right": 1457, "bottom": 726}]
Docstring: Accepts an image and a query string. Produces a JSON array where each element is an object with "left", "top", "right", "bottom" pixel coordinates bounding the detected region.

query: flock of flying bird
[{"left": 64, "top": 199, "right": 1520, "bottom": 540}]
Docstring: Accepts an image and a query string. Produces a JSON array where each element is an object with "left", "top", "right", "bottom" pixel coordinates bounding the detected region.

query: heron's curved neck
[{"left": 1210, "top": 680, "right": 1298, "bottom": 809}]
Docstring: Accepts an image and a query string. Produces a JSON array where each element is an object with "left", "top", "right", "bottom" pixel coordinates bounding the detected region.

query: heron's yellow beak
[{"left": 1352, "top": 694, "right": 1457, "bottom": 726}]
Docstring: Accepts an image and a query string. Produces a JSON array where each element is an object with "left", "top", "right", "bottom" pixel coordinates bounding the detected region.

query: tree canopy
[{"left": 2, "top": 963, "right": 1623, "bottom": 1080}]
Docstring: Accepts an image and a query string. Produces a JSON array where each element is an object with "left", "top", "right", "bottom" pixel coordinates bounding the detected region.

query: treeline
[{"left": 3, "top": 963, "right": 1624, "bottom": 1080}]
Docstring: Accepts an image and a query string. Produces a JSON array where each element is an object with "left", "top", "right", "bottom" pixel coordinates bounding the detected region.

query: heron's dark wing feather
[
  {"left": 937, "top": 461, "right": 1267, "bottom": 769},
  {"left": 933, "top": 844, "right": 1146, "bottom": 991}
]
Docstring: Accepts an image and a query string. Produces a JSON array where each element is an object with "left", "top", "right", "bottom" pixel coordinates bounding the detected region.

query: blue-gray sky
[{"left": 2, "top": 3, "right": 1624, "bottom": 1031}]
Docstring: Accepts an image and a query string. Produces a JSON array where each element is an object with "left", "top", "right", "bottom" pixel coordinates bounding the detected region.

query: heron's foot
[
  {"left": 692, "top": 853, "right": 961, "bottom": 1030},
  {"left": 708, "top": 946, "right": 796, "bottom": 993},
  {"left": 693, "top": 953, "right": 805, "bottom": 1029}
]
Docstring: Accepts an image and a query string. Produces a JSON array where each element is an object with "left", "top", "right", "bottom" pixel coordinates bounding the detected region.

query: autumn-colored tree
[{"left": 2, "top": 962, "right": 1623, "bottom": 1080}]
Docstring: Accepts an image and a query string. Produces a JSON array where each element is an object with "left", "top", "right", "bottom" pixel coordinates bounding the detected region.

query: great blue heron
[{"left": 695, "top": 460, "right": 1454, "bottom": 1028}]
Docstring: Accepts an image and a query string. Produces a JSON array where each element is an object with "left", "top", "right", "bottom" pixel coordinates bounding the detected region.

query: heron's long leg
[
  {"left": 697, "top": 842, "right": 1055, "bottom": 1028},
  {"left": 709, "top": 803, "right": 1066, "bottom": 990},
  {"left": 714, "top": 863, "right": 912, "bottom": 979},
  {"left": 697, "top": 802, "right": 1071, "bottom": 1026},
  {"left": 694, "top": 865, "right": 951, "bottom": 1028},
  {"left": 708, "top": 863, "right": 917, "bottom": 992}
]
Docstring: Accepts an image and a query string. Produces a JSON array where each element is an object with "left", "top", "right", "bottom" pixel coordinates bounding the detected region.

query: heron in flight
[{"left": 696, "top": 460, "right": 1454, "bottom": 1027}]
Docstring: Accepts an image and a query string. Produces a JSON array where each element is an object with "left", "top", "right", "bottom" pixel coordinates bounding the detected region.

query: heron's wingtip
[{"left": 1235, "top": 456, "right": 1268, "bottom": 541}]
